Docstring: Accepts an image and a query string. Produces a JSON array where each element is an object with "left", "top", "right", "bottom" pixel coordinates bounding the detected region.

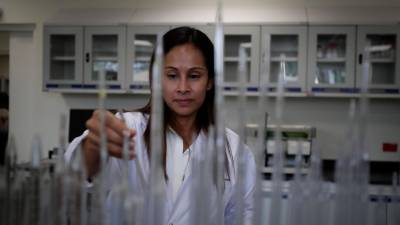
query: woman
[{"left": 65, "top": 26, "right": 256, "bottom": 225}]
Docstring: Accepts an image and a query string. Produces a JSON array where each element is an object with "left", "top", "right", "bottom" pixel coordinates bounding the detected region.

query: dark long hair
[{"left": 136, "top": 26, "right": 230, "bottom": 180}]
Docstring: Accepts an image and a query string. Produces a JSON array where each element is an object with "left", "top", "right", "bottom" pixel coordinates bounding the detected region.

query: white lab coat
[{"left": 65, "top": 112, "right": 256, "bottom": 225}]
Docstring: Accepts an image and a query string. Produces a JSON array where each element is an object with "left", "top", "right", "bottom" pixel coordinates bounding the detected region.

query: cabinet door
[
  {"left": 43, "top": 26, "right": 83, "bottom": 88},
  {"left": 127, "top": 26, "right": 169, "bottom": 90},
  {"left": 308, "top": 26, "right": 356, "bottom": 91},
  {"left": 84, "top": 26, "right": 126, "bottom": 87},
  {"left": 367, "top": 198, "right": 388, "bottom": 225},
  {"left": 387, "top": 200, "right": 400, "bottom": 225},
  {"left": 261, "top": 26, "right": 307, "bottom": 92},
  {"left": 223, "top": 26, "right": 260, "bottom": 89},
  {"left": 357, "top": 26, "right": 400, "bottom": 91}
]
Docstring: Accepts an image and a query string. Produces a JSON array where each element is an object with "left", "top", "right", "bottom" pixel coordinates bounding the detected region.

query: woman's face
[{"left": 162, "top": 43, "right": 212, "bottom": 119}]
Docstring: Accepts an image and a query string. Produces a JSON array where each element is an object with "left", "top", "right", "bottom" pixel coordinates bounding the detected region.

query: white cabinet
[
  {"left": 127, "top": 26, "right": 169, "bottom": 91},
  {"left": 387, "top": 200, "right": 400, "bottom": 225},
  {"left": 84, "top": 26, "right": 126, "bottom": 88},
  {"left": 43, "top": 26, "right": 83, "bottom": 88},
  {"left": 43, "top": 24, "right": 399, "bottom": 97},
  {"left": 261, "top": 26, "right": 307, "bottom": 92},
  {"left": 43, "top": 26, "right": 126, "bottom": 91},
  {"left": 308, "top": 26, "right": 356, "bottom": 92},
  {"left": 223, "top": 26, "right": 260, "bottom": 90},
  {"left": 357, "top": 25, "right": 400, "bottom": 93}
]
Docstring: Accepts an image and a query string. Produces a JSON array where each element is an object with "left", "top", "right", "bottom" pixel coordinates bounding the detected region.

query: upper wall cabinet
[
  {"left": 44, "top": 25, "right": 126, "bottom": 91},
  {"left": 223, "top": 26, "right": 260, "bottom": 90},
  {"left": 127, "top": 26, "right": 170, "bottom": 91},
  {"left": 261, "top": 26, "right": 307, "bottom": 92},
  {"left": 356, "top": 25, "right": 400, "bottom": 92},
  {"left": 307, "top": 26, "right": 356, "bottom": 92},
  {"left": 43, "top": 26, "right": 84, "bottom": 88},
  {"left": 43, "top": 23, "right": 399, "bottom": 97},
  {"left": 83, "top": 26, "right": 126, "bottom": 88}
]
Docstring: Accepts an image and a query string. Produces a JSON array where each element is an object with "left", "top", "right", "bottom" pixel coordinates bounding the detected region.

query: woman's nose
[{"left": 177, "top": 79, "right": 190, "bottom": 94}]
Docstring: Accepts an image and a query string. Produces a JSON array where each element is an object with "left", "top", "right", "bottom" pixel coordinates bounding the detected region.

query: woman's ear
[{"left": 207, "top": 79, "right": 213, "bottom": 90}]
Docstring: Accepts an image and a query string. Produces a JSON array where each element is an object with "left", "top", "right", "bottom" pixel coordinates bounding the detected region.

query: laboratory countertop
[{"left": 261, "top": 180, "right": 399, "bottom": 198}]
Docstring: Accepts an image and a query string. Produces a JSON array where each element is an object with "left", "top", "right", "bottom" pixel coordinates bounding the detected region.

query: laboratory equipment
[
  {"left": 146, "top": 33, "right": 166, "bottom": 225},
  {"left": 214, "top": 2, "right": 227, "bottom": 224},
  {"left": 3, "top": 4, "right": 400, "bottom": 225},
  {"left": 246, "top": 124, "right": 316, "bottom": 171}
]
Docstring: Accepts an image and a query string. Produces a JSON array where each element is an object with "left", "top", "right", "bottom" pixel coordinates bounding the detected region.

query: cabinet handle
[
  {"left": 358, "top": 54, "right": 363, "bottom": 64},
  {"left": 86, "top": 53, "right": 90, "bottom": 63}
]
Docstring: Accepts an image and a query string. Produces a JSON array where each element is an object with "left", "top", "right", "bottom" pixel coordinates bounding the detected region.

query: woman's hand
[{"left": 82, "top": 110, "right": 136, "bottom": 177}]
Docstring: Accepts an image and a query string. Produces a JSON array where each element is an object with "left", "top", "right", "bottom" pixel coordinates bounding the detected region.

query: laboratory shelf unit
[
  {"left": 43, "top": 26, "right": 84, "bottom": 88},
  {"left": 307, "top": 26, "right": 356, "bottom": 93},
  {"left": 261, "top": 26, "right": 307, "bottom": 93},
  {"left": 46, "top": 88, "right": 127, "bottom": 94},
  {"left": 83, "top": 26, "right": 126, "bottom": 88},
  {"left": 127, "top": 26, "right": 170, "bottom": 91},
  {"left": 223, "top": 26, "right": 260, "bottom": 89},
  {"left": 356, "top": 25, "right": 400, "bottom": 92},
  {"left": 42, "top": 24, "right": 400, "bottom": 98}
]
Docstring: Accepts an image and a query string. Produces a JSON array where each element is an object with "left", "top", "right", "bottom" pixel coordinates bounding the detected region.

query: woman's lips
[{"left": 174, "top": 99, "right": 193, "bottom": 107}]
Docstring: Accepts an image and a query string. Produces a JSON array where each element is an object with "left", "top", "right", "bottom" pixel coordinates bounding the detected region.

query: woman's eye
[
  {"left": 189, "top": 74, "right": 200, "bottom": 80},
  {"left": 167, "top": 73, "right": 177, "bottom": 79}
]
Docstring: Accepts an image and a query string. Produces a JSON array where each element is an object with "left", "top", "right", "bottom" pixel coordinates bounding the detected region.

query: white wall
[
  {"left": 9, "top": 31, "right": 36, "bottom": 161},
  {"left": 1, "top": 0, "right": 400, "bottom": 162}
]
